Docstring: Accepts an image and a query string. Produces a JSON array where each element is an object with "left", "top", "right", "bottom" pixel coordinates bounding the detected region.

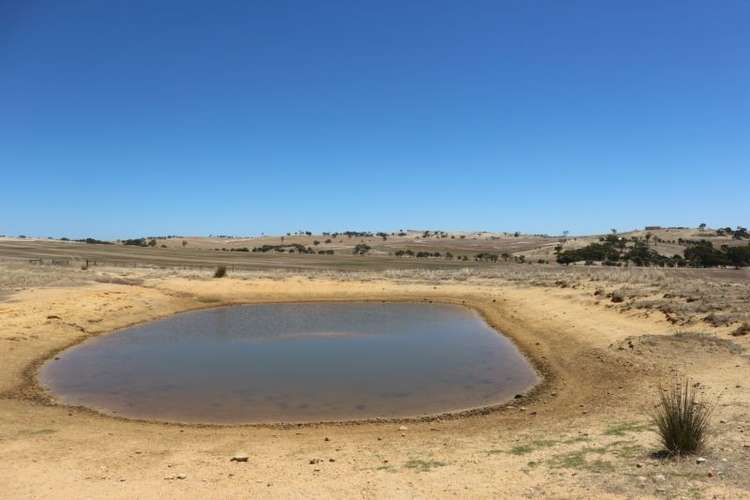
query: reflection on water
[{"left": 40, "top": 303, "right": 538, "bottom": 424}]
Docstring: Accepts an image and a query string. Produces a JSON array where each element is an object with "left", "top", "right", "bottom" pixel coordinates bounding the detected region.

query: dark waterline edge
[{"left": 10, "top": 297, "right": 551, "bottom": 428}]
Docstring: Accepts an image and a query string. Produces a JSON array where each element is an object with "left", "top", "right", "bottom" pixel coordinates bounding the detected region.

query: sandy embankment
[{"left": 1, "top": 273, "right": 748, "bottom": 498}]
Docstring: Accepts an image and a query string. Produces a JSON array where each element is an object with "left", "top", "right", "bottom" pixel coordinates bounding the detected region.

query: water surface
[{"left": 40, "top": 303, "right": 538, "bottom": 423}]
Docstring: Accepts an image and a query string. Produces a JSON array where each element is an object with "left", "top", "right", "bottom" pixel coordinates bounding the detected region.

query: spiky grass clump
[
  {"left": 651, "top": 378, "right": 713, "bottom": 456},
  {"left": 213, "top": 265, "right": 227, "bottom": 278}
]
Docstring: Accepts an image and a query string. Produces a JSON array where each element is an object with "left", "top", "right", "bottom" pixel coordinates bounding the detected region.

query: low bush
[
  {"left": 353, "top": 244, "right": 371, "bottom": 255},
  {"left": 651, "top": 378, "right": 713, "bottom": 456},
  {"left": 214, "top": 265, "right": 227, "bottom": 278},
  {"left": 731, "top": 323, "right": 750, "bottom": 337}
]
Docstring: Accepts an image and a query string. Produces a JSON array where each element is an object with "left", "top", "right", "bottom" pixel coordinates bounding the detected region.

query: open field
[
  {"left": 0, "top": 234, "right": 557, "bottom": 271},
  {"left": 1, "top": 254, "right": 750, "bottom": 498},
  {"left": 3, "top": 226, "right": 746, "bottom": 270}
]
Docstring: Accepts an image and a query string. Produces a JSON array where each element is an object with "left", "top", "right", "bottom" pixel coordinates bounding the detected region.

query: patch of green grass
[
  {"left": 404, "top": 459, "right": 448, "bottom": 472},
  {"left": 561, "top": 436, "right": 591, "bottom": 445},
  {"left": 531, "top": 439, "right": 561, "bottom": 448},
  {"left": 375, "top": 465, "right": 397, "bottom": 473},
  {"left": 611, "top": 443, "right": 645, "bottom": 460},
  {"left": 508, "top": 445, "right": 535, "bottom": 455},
  {"left": 548, "top": 450, "right": 586, "bottom": 469},
  {"left": 603, "top": 421, "right": 651, "bottom": 436},
  {"left": 546, "top": 441, "right": 642, "bottom": 474},
  {"left": 547, "top": 449, "right": 615, "bottom": 473},
  {"left": 501, "top": 439, "right": 563, "bottom": 456},
  {"left": 585, "top": 459, "right": 616, "bottom": 473}
]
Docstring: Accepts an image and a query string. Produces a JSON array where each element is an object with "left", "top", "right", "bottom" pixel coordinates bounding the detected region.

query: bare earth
[{"left": 1, "top": 263, "right": 749, "bottom": 499}]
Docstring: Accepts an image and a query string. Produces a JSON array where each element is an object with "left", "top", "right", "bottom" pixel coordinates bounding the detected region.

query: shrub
[
  {"left": 122, "top": 238, "right": 148, "bottom": 247},
  {"left": 214, "top": 265, "right": 227, "bottom": 278},
  {"left": 731, "top": 323, "right": 750, "bottom": 337},
  {"left": 78, "top": 238, "right": 112, "bottom": 245},
  {"left": 684, "top": 241, "right": 729, "bottom": 267},
  {"left": 651, "top": 378, "right": 713, "bottom": 456},
  {"left": 353, "top": 244, "right": 371, "bottom": 255}
]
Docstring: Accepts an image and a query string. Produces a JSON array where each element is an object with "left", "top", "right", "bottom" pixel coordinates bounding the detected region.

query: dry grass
[{"left": 1, "top": 261, "right": 749, "bottom": 331}]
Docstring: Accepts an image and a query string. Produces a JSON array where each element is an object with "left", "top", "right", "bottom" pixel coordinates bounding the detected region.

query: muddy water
[{"left": 40, "top": 303, "right": 538, "bottom": 424}]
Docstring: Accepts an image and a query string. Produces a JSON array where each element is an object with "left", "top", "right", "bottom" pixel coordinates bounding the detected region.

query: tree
[
  {"left": 698, "top": 223, "right": 707, "bottom": 231},
  {"left": 684, "top": 241, "right": 729, "bottom": 267}
]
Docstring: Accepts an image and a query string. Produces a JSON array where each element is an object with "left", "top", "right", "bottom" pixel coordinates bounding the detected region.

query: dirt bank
[{"left": 1, "top": 268, "right": 749, "bottom": 498}]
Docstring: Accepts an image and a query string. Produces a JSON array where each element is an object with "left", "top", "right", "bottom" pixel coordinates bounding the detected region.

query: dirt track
[{"left": 1, "top": 265, "right": 749, "bottom": 498}]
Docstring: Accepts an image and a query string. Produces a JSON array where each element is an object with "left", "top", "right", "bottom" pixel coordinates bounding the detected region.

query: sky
[{"left": 2, "top": 1, "right": 748, "bottom": 239}]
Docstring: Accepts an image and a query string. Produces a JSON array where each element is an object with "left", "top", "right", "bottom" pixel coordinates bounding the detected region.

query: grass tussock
[
  {"left": 651, "top": 378, "right": 714, "bottom": 456},
  {"left": 213, "top": 265, "right": 227, "bottom": 278}
]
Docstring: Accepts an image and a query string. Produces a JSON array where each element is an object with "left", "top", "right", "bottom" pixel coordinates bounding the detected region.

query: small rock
[
  {"left": 230, "top": 453, "right": 249, "bottom": 463},
  {"left": 398, "top": 425, "right": 408, "bottom": 431},
  {"left": 328, "top": 458, "right": 335, "bottom": 462},
  {"left": 309, "top": 458, "right": 322, "bottom": 465},
  {"left": 654, "top": 474, "right": 666, "bottom": 482},
  {"left": 635, "top": 463, "right": 643, "bottom": 468},
  {"left": 324, "top": 437, "right": 330, "bottom": 442},
  {"left": 696, "top": 457, "right": 707, "bottom": 464},
  {"left": 176, "top": 474, "right": 187, "bottom": 480}
]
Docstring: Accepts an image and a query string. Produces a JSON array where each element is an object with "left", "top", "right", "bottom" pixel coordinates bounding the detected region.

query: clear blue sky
[{"left": 2, "top": 1, "right": 748, "bottom": 239}]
